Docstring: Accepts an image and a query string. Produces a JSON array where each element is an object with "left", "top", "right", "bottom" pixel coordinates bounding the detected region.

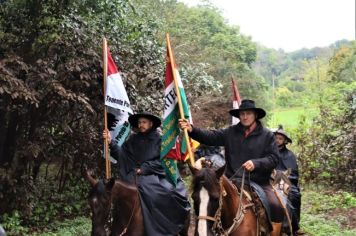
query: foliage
[
  {"left": 328, "top": 41, "right": 356, "bottom": 84},
  {"left": 253, "top": 40, "right": 353, "bottom": 111},
  {"left": 0, "top": 0, "right": 262, "bottom": 231},
  {"left": 33, "top": 217, "right": 91, "bottom": 236},
  {"left": 179, "top": 63, "right": 223, "bottom": 104},
  {"left": 294, "top": 86, "right": 356, "bottom": 190},
  {"left": 275, "top": 87, "right": 294, "bottom": 106},
  {"left": 2, "top": 211, "right": 29, "bottom": 235},
  {"left": 134, "top": 0, "right": 266, "bottom": 107},
  {"left": 0, "top": 0, "right": 163, "bottom": 228}
]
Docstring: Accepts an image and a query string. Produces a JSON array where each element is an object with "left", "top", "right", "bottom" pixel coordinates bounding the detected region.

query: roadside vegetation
[{"left": 300, "top": 188, "right": 356, "bottom": 236}]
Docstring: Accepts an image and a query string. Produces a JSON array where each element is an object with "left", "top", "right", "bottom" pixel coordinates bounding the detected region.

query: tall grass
[{"left": 269, "top": 107, "right": 319, "bottom": 130}]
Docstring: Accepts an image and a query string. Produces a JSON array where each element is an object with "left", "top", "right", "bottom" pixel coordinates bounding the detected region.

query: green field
[{"left": 269, "top": 107, "right": 319, "bottom": 130}]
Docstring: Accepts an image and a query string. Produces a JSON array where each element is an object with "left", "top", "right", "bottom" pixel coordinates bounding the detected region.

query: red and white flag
[
  {"left": 105, "top": 49, "right": 132, "bottom": 114},
  {"left": 104, "top": 48, "right": 133, "bottom": 162}
]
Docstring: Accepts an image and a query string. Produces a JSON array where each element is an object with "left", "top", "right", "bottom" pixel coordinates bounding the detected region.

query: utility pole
[
  {"left": 272, "top": 70, "right": 276, "bottom": 127},
  {"left": 316, "top": 56, "right": 322, "bottom": 103}
]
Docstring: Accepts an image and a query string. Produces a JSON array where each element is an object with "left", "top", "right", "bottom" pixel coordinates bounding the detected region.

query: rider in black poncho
[
  {"left": 103, "top": 112, "right": 190, "bottom": 236},
  {"left": 274, "top": 125, "right": 302, "bottom": 236}
]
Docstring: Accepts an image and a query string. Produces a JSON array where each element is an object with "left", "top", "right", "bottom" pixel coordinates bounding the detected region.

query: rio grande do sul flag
[
  {"left": 105, "top": 48, "right": 133, "bottom": 155},
  {"left": 160, "top": 48, "right": 191, "bottom": 186}
]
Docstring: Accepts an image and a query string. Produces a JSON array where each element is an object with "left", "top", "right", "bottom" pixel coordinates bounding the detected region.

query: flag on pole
[
  {"left": 160, "top": 47, "right": 192, "bottom": 185},
  {"left": 105, "top": 47, "right": 133, "bottom": 162},
  {"left": 231, "top": 78, "right": 242, "bottom": 125}
]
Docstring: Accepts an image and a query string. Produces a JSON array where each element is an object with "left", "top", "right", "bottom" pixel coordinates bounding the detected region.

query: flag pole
[
  {"left": 166, "top": 33, "right": 195, "bottom": 166},
  {"left": 103, "top": 37, "right": 111, "bottom": 179},
  {"left": 231, "top": 76, "right": 241, "bottom": 104}
]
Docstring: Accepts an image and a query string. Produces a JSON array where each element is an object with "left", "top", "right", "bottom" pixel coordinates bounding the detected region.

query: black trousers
[
  {"left": 261, "top": 184, "right": 285, "bottom": 223},
  {"left": 288, "top": 185, "right": 301, "bottom": 232}
]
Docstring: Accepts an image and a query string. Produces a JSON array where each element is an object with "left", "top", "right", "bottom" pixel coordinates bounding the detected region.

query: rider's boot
[{"left": 270, "top": 222, "right": 282, "bottom": 236}]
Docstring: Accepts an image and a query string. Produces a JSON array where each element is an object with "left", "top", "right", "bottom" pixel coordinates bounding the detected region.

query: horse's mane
[
  {"left": 89, "top": 178, "right": 137, "bottom": 198},
  {"left": 114, "top": 179, "right": 137, "bottom": 191}
]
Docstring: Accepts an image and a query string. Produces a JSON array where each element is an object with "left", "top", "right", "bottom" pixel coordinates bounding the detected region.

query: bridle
[{"left": 196, "top": 170, "right": 254, "bottom": 235}]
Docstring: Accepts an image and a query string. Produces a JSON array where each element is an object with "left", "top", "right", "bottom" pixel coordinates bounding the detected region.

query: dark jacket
[
  {"left": 189, "top": 121, "right": 280, "bottom": 184},
  {"left": 276, "top": 147, "right": 299, "bottom": 186},
  {"left": 110, "top": 129, "right": 165, "bottom": 182},
  {"left": 109, "top": 129, "right": 190, "bottom": 236}
]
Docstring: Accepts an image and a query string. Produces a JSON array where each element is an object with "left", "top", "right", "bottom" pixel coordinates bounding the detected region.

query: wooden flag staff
[
  {"left": 166, "top": 33, "right": 195, "bottom": 167},
  {"left": 102, "top": 37, "right": 111, "bottom": 179}
]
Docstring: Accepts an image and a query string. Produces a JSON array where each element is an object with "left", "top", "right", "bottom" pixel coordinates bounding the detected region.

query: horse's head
[
  {"left": 84, "top": 170, "right": 115, "bottom": 236},
  {"left": 190, "top": 160, "right": 226, "bottom": 236},
  {"left": 271, "top": 169, "right": 292, "bottom": 196}
]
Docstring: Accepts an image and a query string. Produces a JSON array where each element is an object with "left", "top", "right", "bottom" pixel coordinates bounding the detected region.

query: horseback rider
[
  {"left": 103, "top": 112, "right": 190, "bottom": 236},
  {"left": 179, "top": 99, "right": 284, "bottom": 236},
  {"left": 274, "top": 125, "right": 302, "bottom": 235}
]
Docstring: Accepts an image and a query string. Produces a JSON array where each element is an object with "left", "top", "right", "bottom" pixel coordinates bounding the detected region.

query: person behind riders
[
  {"left": 179, "top": 99, "right": 284, "bottom": 236},
  {"left": 274, "top": 125, "right": 303, "bottom": 235},
  {"left": 103, "top": 112, "right": 190, "bottom": 236},
  {"left": 194, "top": 144, "right": 225, "bottom": 169}
]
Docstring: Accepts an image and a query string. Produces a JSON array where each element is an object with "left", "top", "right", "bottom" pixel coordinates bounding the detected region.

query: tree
[
  {"left": 328, "top": 42, "right": 356, "bottom": 84},
  {"left": 0, "top": 0, "right": 165, "bottom": 226}
]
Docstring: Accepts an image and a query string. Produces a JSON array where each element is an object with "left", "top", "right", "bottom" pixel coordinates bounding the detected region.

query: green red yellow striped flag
[{"left": 160, "top": 45, "right": 193, "bottom": 185}]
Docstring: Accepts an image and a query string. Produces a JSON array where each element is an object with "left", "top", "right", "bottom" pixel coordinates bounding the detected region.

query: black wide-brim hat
[
  {"left": 229, "top": 99, "right": 266, "bottom": 119},
  {"left": 128, "top": 112, "right": 161, "bottom": 129},
  {"left": 273, "top": 125, "right": 292, "bottom": 143}
]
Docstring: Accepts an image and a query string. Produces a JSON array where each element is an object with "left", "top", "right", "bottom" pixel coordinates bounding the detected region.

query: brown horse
[
  {"left": 271, "top": 169, "right": 293, "bottom": 235},
  {"left": 190, "top": 161, "right": 258, "bottom": 236},
  {"left": 271, "top": 169, "right": 292, "bottom": 198},
  {"left": 84, "top": 171, "right": 144, "bottom": 236}
]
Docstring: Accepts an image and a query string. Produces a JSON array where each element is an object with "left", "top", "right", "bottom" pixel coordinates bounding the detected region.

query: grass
[
  {"left": 5, "top": 186, "right": 355, "bottom": 236},
  {"left": 269, "top": 107, "right": 319, "bottom": 129},
  {"left": 300, "top": 187, "right": 356, "bottom": 236},
  {"left": 32, "top": 217, "right": 91, "bottom": 236},
  {"left": 301, "top": 214, "right": 355, "bottom": 236}
]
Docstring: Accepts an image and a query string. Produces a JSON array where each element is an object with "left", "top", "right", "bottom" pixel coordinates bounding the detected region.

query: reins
[{"left": 197, "top": 169, "right": 254, "bottom": 235}]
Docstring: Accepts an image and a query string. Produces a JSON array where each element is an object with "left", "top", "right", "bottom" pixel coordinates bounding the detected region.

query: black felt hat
[
  {"left": 128, "top": 112, "right": 161, "bottom": 129},
  {"left": 229, "top": 99, "right": 266, "bottom": 119}
]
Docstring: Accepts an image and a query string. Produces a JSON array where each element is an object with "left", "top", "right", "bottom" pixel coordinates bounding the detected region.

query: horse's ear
[
  {"left": 284, "top": 168, "right": 291, "bottom": 176},
  {"left": 271, "top": 169, "right": 276, "bottom": 179},
  {"left": 188, "top": 163, "right": 199, "bottom": 176},
  {"left": 215, "top": 164, "right": 225, "bottom": 179},
  {"left": 83, "top": 169, "right": 98, "bottom": 187}
]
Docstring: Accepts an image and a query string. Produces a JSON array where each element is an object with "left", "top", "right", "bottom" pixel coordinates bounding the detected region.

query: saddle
[{"left": 232, "top": 179, "right": 273, "bottom": 234}]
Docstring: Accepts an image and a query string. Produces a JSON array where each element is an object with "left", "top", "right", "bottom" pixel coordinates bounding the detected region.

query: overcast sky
[{"left": 181, "top": 0, "right": 355, "bottom": 52}]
